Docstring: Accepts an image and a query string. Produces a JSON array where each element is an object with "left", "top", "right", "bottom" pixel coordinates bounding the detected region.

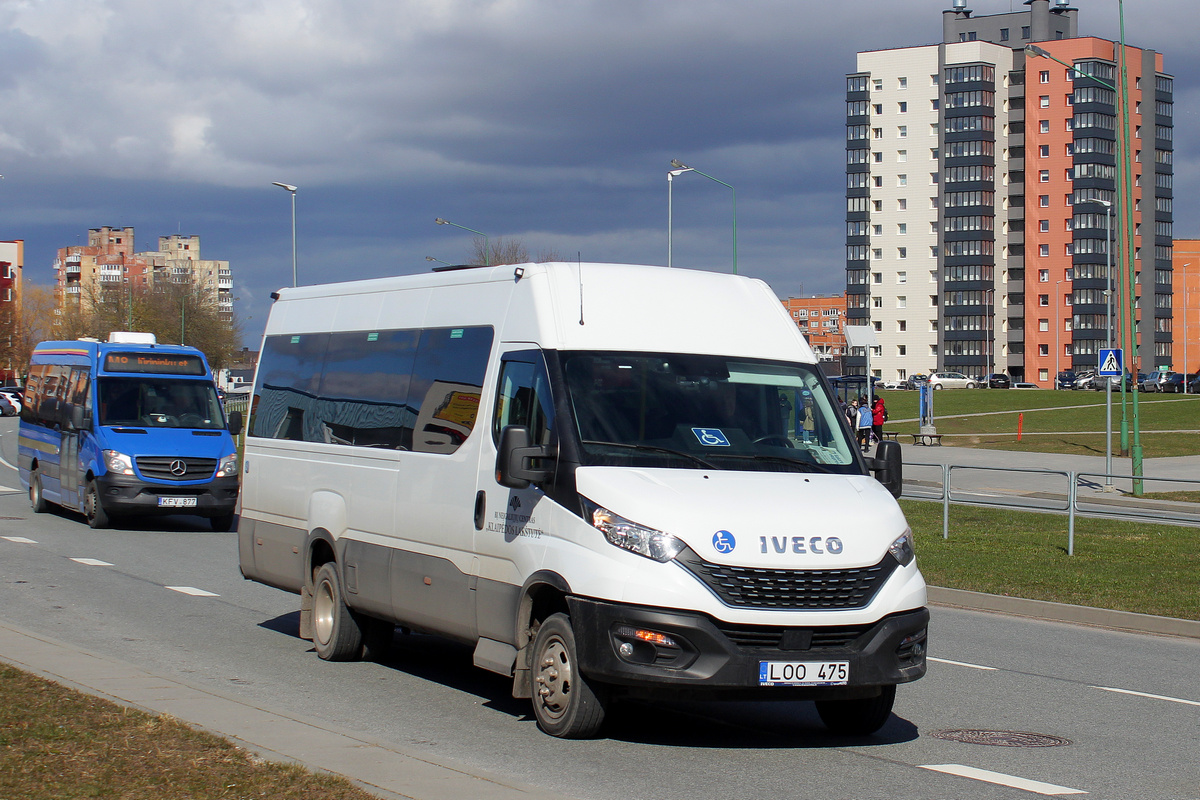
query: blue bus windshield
[{"left": 98, "top": 377, "right": 226, "bottom": 429}]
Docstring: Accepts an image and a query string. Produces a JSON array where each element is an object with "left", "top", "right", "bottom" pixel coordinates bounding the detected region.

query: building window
[
  {"left": 898, "top": 248, "right": 907, "bottom": 259},
  {"left": 897, "top": 271, "right": 907, "bottom": 284},
  {"left": 874, "top": 151, "right": 883, "bottom": 162},
  {"left": 1039, "top": 269, "right": 1049, "bottom": 282},
  {"left": 897, "top": 296, "right": 907, "bottom": 308},
  {"left": 873, "top": 128, "right": 883, "bottom": 139},
  {"left": 1040, "top": 70, "right": 1050, "bottom": 84},
  {"left": 1040, "top": 170, "right": 1050, "bottom": 183},
  {"left": 873, "top": 249, "right": 883, "bottom": 260},
  {"left": 1022, "top": 26, "right": 1031, "bottom": 39},
  {"left": 1000, "top": 28, "right": 1010, "bottom": 41},
  {"left": 931, "top": 99, "right": 940, "bottom": 110},
  {"left": 898, "top": 77, "right": 908, "bottom": 89},
  {"left": 1039, "top": 144, "right": 1050, "bottom": 157},
  {"left": 1039, "top": 195, "right": 1050, "bottom": 207},
  {"left": 873, "top": 297, "right": 883, "bottom": 308},
  {"left": 898, "top": 344, "right": 907, "bottom": 356},
  {"left": 1039, "top": 319, "right": 1049, "bottom": 332},
  {"left": 1039, "top": 295, "right": 1049, "bottom": 307},
  {"left": 898, "top": 223, "right": 907, "bottom": 235},
  {"left": 873, "top": 79, "right": 883, "bottom": 91},
  {"left": 1039, "top": 344, "right": 1049, "bottom": 356},
  {"left": 874, "top": 175, "right": 883, "bottom": 187},
  {"left": 873, "top": 224, "right": 882, "bottom": 235},
  {"left": 897, "top": 198, "right": 907, "bottom": 210},
  {"left": 898, "top": 126, "right": 907, "bottom": 138},
  {"left": 897, "top": 150, "right": 907, "bottom": 162},
  {"left": 1039, "top": 244, "right": 1050, "bottom": 257},
  {"left": 1040, "top": 120, "right": 1050, "bottom": 133},
  {"left": 872, "top": 272, "right": 882, "bottom": 283},
  {"left": 1040, "top": 95, "right": 1050, "bottom": 108},
  {"left": 898, "top": 174, "right": 907, "bottom": 186},
  {"left": 873, "top": 103, "right": 883, "bottom": 114},
  {"left": 1040, "top": 219, "right": 1050, "bottom": 232}
]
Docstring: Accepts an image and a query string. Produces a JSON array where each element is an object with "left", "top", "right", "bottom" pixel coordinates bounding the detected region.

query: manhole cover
[{"left": 930, "top": 729, "right": 1073, "bottom": 747}]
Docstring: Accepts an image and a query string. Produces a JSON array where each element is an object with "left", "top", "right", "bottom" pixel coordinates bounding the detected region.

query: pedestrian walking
[
  {"left": 871, "top": 396, "right": 887, "bottom": 445},
  {"left": 855, "top": 396, "right": 872, "bottom": 451}
]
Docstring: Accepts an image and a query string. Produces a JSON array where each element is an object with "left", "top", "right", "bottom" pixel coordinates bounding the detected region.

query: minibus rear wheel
[
  {"left": 30, "top": 469, "right": 48, "bottom": 513},
  {"left": 815, "top": 684, "right": 896, "bottom": 736},
  {"left": 312, "top": 562, "right": 363, "bottom": 661},
  {"left": 530, "top": 613, "right": 608, "bottom": 738}
]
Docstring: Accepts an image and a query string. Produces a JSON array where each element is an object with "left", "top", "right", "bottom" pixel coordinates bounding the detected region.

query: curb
[{"left": 928, "top": 586, "right": 1200, "bottom": 639}]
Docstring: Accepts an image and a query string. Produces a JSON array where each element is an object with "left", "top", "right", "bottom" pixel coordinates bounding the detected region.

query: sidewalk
[{"left": 0, "top": 622, "right": 566, "bottom": 800}]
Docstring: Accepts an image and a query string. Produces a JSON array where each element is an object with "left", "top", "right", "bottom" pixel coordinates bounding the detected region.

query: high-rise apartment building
[
  {"left": 845, "top": 0, "right": 1173, "bottom": 387},
  {"left": 54, "top": 227, "right": 233, "bottom": 325},
  {"left": 781, "top": 294, "right": 848, "bottom": 364},
  {"left": 0, "top": 239, "right": 24, "bottom": 383},
  {"left": 1173, "top": 239, "right": 1199, "bottom": 376}
]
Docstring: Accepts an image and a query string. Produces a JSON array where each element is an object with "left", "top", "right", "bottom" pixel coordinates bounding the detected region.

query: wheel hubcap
[
  {"left": 534, "top": 638, "right": 572, "bottom": 719},
  {"left": 313, "top": 580, "right": 335, "bottom": 645}
]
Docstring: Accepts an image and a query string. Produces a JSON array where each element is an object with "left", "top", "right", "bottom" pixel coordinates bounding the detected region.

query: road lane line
[
  {"left": 165, "top": 586, "right": 219, "bottom": 597},
  {"left": 929, "top": 656, "right": 997, "bottom": 671},
  {"left": 2, "top": 536, "right": 37, "bottom": 543},
  {"left": 70, "top": 557, "right": 114, "bottom": 566},
  {"left": 920, "top": 764, "right": 1086, "bottom": 795},
  {"left": 1092, "top": 685, "right": 1200, "bottom": 707}
]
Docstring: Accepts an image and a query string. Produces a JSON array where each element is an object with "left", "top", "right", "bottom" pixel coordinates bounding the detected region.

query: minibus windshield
[
  {"left": 561, "top": 352, "right": 858, "bottom": 473},
  {"left": 98, "top": 377, "right": 226, "bottom": 430}
]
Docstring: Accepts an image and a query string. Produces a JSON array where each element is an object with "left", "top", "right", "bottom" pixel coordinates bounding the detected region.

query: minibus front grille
[
  {"left": 136, "top": 456, "right": 218, "bottom": 481},
  {"left": 712, "top": 621, "right": 873, "bottom": 650},
  {"left": 675, "top": 549, "right": 898, "bottom": 610}
]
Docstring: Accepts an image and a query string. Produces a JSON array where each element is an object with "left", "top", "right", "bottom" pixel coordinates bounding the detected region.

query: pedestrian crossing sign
[{"left": 1098, "top": 348, "right": 1123, "bottom": 376}]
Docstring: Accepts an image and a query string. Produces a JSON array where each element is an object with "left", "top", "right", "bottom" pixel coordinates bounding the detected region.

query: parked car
[
  {"left": 1140, "top": 372, "right": 1177, "bottom": 392},
  {"left": 1071, "top": 371, "right": 1097, "bottom": 390},
  {"left": 928, "top": 371, "right": 978, "bottom": 390},
  {"left": 0, "top": 387, "right": 21, "bottom": 414},
  {"left": 1056, "top": 370, "right": 1077, "bottom": 390},
  {"left": 985, "top": 373, "right": 1011, "bottom": 389},
  {"left": 880, "top": 379, "right": 907, "bottom": 390},
  {"left": 1188, "top": 374, "right": 1200, "bottom": 394},
  {"left": 905, "top": 373, "right": 930, "bottom": 390},
  {"left": 1094, "top": 371, "right": 1146, "bottom": 391},
  {"left": 1158, "top": 372, "right": 1186, "bottom": 393},
  {"left": 0, "top": 395, "right": 14, "bottom": 416}
]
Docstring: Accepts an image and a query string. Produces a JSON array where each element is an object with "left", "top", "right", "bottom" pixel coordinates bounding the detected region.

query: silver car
[{"left": 928, "top": 371, "right": 978, "bottom": 389}]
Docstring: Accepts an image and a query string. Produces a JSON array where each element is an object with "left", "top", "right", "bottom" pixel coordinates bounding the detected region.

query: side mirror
[
  {"left": 496, "top": 425, "right": 555, "bottom": 489},
  {"left": 228, "top": 410, "right": 244, "bottom": 436},
  {"left": 69, "top": 405, "right": 88, "bottom": 431},
  {"left": 868, "top": 439, "right": 903, "bottom": 498}
]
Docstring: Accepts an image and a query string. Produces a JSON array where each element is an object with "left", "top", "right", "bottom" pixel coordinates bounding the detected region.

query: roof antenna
[{"left": 577, "top": 252, "right": 585, "bottom": 326}]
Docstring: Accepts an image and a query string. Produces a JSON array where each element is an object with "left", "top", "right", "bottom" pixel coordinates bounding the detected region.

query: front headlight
[
  {"left": 102, "top": 450, "right": 134, "bottom": 476},
  {"left": 889, "top": 527, "right": 915, "bottom": 567},
  {"left": 581, "top": 498, "right": 685, "bottom": 563},
  {"left": 216, "top": 453, "right": 238, "bottom": 478}
]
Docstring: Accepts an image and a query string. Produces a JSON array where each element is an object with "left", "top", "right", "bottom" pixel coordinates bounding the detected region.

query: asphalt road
[{"left": 1, "top": 417, "right": 1198, "bottom": 800}]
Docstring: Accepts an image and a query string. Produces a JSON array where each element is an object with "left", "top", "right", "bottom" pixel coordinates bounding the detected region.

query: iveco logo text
[
  {"left": 170, "top": 460, "right": 187, "bottom": 476},
  {"left": 760, "top": 535, "right": 843, "bottom": 555}
]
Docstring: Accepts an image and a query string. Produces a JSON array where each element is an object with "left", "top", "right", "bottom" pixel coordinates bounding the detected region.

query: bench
[
  {"left": 880, "top": 431, "right": 900, "bottom": 441},
  {"left": 910, "top": 433, "right": 943, "bottom": 446}
]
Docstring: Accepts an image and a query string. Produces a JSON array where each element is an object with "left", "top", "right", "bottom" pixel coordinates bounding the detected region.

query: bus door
[{"left": 57, "top": 367, "right": 92, "bottom": 511}]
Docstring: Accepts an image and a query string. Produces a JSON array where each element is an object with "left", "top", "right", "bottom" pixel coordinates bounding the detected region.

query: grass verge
[
  {"left": 901, "top": 498, "right": 1200, "bottom": 621},
  {"left": 0, "top": 664, "right": 379, "bottom": 800}
]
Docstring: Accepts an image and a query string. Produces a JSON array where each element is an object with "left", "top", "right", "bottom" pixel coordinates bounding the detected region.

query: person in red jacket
[{"left": 871, "top": 396, "right": 887, "bottom": 445}]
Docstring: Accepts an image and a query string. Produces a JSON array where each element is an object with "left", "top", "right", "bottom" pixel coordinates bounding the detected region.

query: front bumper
[
  {"left": 94, "top": 472, "right": 239, "bottom": 518},
  {"left": 568, "top": 597, "right": 928, "bottom": 700}
]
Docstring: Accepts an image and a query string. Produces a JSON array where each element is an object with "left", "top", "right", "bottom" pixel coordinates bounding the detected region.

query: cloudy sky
[{"left": 1, "top": 0, "right": 1196, "bottom": 346}]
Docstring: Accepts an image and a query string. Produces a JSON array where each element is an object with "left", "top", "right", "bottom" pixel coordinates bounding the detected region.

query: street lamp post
[
  {"left": 1096, "top": 199, "right": 1115, "bottom": 487},
  {"left": 669, "top": 159, "right": 737, "bottom": 274},
  {"left": 1027, "top": 39, "right": 1142, "bottom": 492},
  {"left": 667, "top": 165, "right": 693, "bottom": 267},
  {"left": 425, "top": 256, "right": 452, "bottom": 266},
  {"left": 271, "top": 182, "right": 298, "bottom": 287},
  {"left": 435, "top": 218, "right": 489, "bottom": 266}
]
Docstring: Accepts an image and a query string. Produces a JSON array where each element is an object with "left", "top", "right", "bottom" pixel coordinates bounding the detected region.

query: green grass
[
  {"left": 901, "top": 499, "right": 1200, "bottom": 620},
  {"left": 877, "top": 389, "right": 1200, "bottom": 457},
  {"left": 0, "top": 665, "right": 379, "bottom": 800}
]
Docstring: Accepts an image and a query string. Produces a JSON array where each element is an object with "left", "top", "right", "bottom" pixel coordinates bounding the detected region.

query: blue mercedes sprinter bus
[{"left": 18, "top": 333, "right": 242, "bottom": 530}]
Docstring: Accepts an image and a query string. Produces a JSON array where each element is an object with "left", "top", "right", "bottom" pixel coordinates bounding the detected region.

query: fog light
[{"left": 619, "top": 642, "right": 634, "bottom": 658}]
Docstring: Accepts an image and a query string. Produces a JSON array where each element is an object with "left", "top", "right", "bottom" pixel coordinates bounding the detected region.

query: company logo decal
[
  {"left": 712, "top": 530, "right": 736, "bottom": 554},
  {"left": 759, "top": 535, "right": 843, "bottom": 555},
  {"left": 170, "top": 460, "right": 187, "bottom": 476}
]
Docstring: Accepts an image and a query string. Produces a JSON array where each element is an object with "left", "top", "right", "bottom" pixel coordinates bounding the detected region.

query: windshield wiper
[
  {"left": 719, "top": 453, "right": 844, "bottom": 473},
  {"left": 580, "top": 440, "right": 719, "bottom": 470}
]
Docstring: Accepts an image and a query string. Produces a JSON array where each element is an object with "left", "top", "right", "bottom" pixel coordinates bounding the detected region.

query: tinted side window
[
  {"left": 316, "top": 329, "right": 419, "bottom": 449},
  {"left": 493, "top": 352, "right": 555, "bottom": 447},
  {"left": 408, "top": 327, "right": 494, "bottom": 454},
  {"left": 251, "top": 333, "right": 331, "bottom": 440},
  {"left": 20, "top": 364, "right": 48, "bottom": 425}
]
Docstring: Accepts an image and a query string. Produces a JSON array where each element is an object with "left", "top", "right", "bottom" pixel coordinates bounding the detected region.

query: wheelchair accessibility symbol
[
  {"left": 692, "top": 427, "right": 731, "bottom": 447},
  {"left": 712, "top": 530, "right": 736, "bottom": 554}
]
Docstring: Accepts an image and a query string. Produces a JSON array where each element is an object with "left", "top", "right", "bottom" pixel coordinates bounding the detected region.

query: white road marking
[
  {"left": 1092, "top": 685, "right": 1200, "bottom": 707},
  {"left": 928, "top": 656, "right": 997, "bottom": 671},
  {"left": 3, "top": 536, "right": 37, "bottom": 543},
  {"left": 165, "top": 586, "right": 219, "bottom": 597},
  {"left": 70, "top": 557, "right": 114, "bottom": 567},
  {"left": 920, "top": 764, "right": 1087, "bottom": 795}
]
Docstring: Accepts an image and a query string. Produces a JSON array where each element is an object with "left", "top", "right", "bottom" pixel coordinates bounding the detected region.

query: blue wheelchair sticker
[
  {"left": 692, "top": 427, "right": 731, "bottom": 447},
  {"left": 712, "top": 530, "right": 736, "bottom": 554}
]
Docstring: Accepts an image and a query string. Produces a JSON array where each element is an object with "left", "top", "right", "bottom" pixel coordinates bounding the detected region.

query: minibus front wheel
[
  {"left": 815, "top": 683, "right": 896, "bottom": 736},
  {"left": 29, "top": 469, "right": 48, "bottom": 514},
  {"left": 530, "top": 613, "right": 608, "bottom": 738},
  {"left": 312, "top": 562, "right": 363, "bottom": 661},
  {"left": 85, "top": 480, "right": 111, "bottom": 529}
]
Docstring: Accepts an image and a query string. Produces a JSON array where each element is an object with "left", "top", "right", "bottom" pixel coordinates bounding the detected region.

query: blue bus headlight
[
  {"left": 102, "top": 450, "right": 134, "bottom": 476},
  {"left": 216, "top": 454, "right": 238, "bottom": 478}
]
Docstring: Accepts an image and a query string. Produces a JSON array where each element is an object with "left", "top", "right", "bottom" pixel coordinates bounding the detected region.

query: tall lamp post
[
  {"left": 271, "top": 182, "right": 298, "bottom": 287},
  {"left": 1094, "top": 199, "right": 1115, "bottom": 487},
  {"left": 435, "top": 218, "right": 489, "bottom": 266},
  {"left": 667, "top": 164, "right": 693, "bottom": 267},
  {"left": 1027, "top": 39, "right": 1143, "bottom": 492},
  {"left": 669, "top": 159, "right": 737, "bottom": 274}
]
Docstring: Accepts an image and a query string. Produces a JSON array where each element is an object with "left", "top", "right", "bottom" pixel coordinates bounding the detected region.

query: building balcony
[
  {"left": 64, "top": 266, "right": 81, "bottom": 276},
  {"left": 218, "top": 278, "right": 233, "bottom": 289}
]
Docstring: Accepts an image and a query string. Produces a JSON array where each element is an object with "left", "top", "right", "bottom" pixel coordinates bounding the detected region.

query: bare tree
[{"left": 467, "top": 237, "right": 566, "bottom": 266}]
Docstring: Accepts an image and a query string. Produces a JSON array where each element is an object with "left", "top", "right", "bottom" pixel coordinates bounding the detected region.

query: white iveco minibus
[{"left": 239, "top": 262, "right": 927, "bottom": 738}]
